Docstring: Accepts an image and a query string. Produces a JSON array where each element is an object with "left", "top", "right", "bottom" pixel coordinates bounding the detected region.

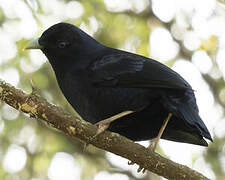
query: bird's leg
[
  {"left": 128, "top": 113, "right": 173, "bottom": 174},
  {"left": 148, "top": 113, "right": 172, "bottom": 151},
  {"left": 95, "top": 110, "right": 134, "bottom": 136}
]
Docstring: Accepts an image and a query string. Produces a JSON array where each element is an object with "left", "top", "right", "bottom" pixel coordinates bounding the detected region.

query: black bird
[{"left": 25, "top": 22, "right": 212, "bottom": 149}]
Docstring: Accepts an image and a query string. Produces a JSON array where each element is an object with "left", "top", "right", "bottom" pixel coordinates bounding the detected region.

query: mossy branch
[{"left": 0, "top": 80, "right": 209, "bottom": 180}]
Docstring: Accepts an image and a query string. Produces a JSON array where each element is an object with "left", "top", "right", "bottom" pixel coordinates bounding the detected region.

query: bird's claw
[
  {"left": 94, "top": 121, "right": 110, "bottom": 137},
  {"left": 128, "top": 161, "right": 146, "bottom": 173},
  {"left": 128, "top": 160, "right": 135, "bottom": 165},
  {"left": 148, "top": 141, "right": 157, "bottom": 152},
  {"left": 137, "top": 166, "right": 146, "bottom": 173}
]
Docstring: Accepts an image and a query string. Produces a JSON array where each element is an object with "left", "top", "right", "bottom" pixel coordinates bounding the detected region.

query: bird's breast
[{"left": 57, "top": 72, "right": 151, "bottom": 124}]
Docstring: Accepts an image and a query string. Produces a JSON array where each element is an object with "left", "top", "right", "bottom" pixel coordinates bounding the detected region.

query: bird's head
[{"left": 25, "top": 22, "right": 103, "bottom": 73}]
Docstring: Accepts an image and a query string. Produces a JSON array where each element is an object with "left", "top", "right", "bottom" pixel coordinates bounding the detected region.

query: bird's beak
[{"left": 25, "top": 38, "right": 43, "bottom": 50}]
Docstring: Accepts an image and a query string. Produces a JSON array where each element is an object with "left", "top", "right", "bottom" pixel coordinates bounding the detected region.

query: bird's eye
[{"left": 58, "top": 41, "right": 67, "bottom": 48}]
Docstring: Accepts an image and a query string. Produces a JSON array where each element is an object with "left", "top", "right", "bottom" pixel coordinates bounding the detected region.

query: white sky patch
[
  {"left": 20, "top": 58, "right": 40, "bottom": 73},
  {"left": 104, "top": 0, "right": 132, "bottom": 12},
  {"left": 19, "top": 17, "right": 38, "bottom": 39},
  {"left": 40, "top": 0, "right": 83, "bottom": 21},
  {"left": 177, "top": 0, "right": 195, "bottom": 14},
  {"left": 3, "top": 144, "right": 27, "bottom": 173},
  {"left": 94, "top": 171, "right": 129, "bottom": 180},
  {"left": 0, "top": 0, "right": 20, "bottom": 18},
  {"left": 191, "top": 16, "right": 212, "bottom": 39},
  {"left": 183, "top": 31, "right": 201, "bottom": 51},
  {"left": 150, "top": 28, "right": 179, "bottom": 62},
  {"left": 214, "top": 117, "right": 225, "bottom": 138},
  {"left": 39, "top": 15, "right": 62, "bottom": 34},
  {"left": 89, "top": 16, "right": 100, "bottom": 34},
  {"left": 40, "top": 0, "right": 65, "bottom": 17},
  {"left": 152, "top": 0, "right": 216, "bottom": 23},
  {"left": 219, "top": 33, "right": 225, "bottom": 49},
  {"left": 39, "top": 0, "right": 79, "bottom": 30},
  {"left": 0, "top": 0, "right": 37, "bottom": 38},
  {"left": 0, "top": 68, "right": 19, "bottom": 86},
  {"left": 138, "top": 140, "right": 149, "bottom": 147},
  {"left": 192, "top": 50, "right": 213, "bottom": 74},
  {"left": 152, "top": 0, "right": 176, "bottom": 22},
  {"left": 29, "top": 51, "right": 47, "bottom": 70},
  {"left": 1, "top": 104, "right": 19, "bottom": 121},
  {"left": 3, "top": 21, "right": 24, "bottom": 41},
  {"left": 160, "top": 140, "right": 203, "bottom": 165},
  {"left": 65, "top": 1, "right": 84, "bottom": 19},
  {"left": 193, "top": 0, "right": 216, "bottom": 18},
  {"left": 104, "top": 0, "right": 149, "bottom": 13},
  {"left": 80, "top": 22, "right": 94, "bottom": 36},
  {"left": 79, "top": 17, "right": 100, "bottom": 37},
  {"left": 27, "top": 133, "right": 41, "bottom": 154},
  {"left": 200, "top": 103, "right": 223, "bottom": 138},
  {"left": 27, "top": 0, "right": 38, "bottom": 11},
  {"left": 131, "top": 0, "right": 149, "bottom": 14},
  {"left": 15, "top": 125, "right": 40, "bottom": 154},
  {"left": 193, "top": 157, "right": 215, "bottom": 179},
  {"left": 17, "top": 126, "right": 35, "bottom": 145},
  {"left": 160, "top": 142, "right": 214, "bottom": 180},
  {"left": 216, "top": 48, "right": 225, "bottom": 80},
  {"left": 0, "top": 29, "right": 17, "bottom": 63},
  {"left": 171, "top": 22, "right": 187, "bottom": 41},
  {"left": 48, "top": 152, "right": 81, "bottom": 180},
  {"left": 209, "top": 66, "right": 223, "bottom": 80},
  {"left": 14, "top": 1, "right": 37, "bottom": 38},
  {"left": 192, "top": 16, "right": 225, "bottom": 40},
  {"left": 191, "top": 16, "right": 223, "bottom": 40},
  {"left": 172, "top": 59, "right": 212, "bottom": 100},
  {"left": 121, "top": 36, "right": 140, "bottom": 53}
]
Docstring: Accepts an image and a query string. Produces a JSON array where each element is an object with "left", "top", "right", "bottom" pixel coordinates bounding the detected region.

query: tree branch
[{"left": 0, "top": 80, "right": 209, "bottom": 180}]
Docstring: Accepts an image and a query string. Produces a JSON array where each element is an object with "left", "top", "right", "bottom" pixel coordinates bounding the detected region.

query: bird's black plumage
[{"left": 34, "top": 22, "right": 212, "bottom": 146}]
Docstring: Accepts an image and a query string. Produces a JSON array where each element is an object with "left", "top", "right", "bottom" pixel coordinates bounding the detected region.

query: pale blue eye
[{"left": 58, "top": 42, "right": 67, "bottom": 48}]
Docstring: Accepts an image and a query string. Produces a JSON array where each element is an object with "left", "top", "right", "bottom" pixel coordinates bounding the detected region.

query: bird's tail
[{"left": 177, "top": 103, "right": 212, "bottom": 142}]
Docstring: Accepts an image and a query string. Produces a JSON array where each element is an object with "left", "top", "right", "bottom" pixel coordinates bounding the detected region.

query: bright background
[{"left": 0, "top": 0, "right": 225, "bottom": 180}]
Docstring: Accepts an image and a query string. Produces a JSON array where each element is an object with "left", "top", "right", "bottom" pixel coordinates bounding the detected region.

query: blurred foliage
[{"left": 0, "top": 0, "right": 225, "bottom": 180}]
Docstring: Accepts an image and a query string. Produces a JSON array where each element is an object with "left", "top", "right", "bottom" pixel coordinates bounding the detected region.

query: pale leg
[
  {"left": 129, "top": 113, "right": 173, "bottom": 173},
  {"left": 148, "top": 113, "right": 172, "bottom": 151},
  {"left": 95, "top": 110, "right": 134, "bottom": 135}
]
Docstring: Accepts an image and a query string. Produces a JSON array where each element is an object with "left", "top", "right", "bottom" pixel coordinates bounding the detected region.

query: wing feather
[{"left": 90, "top": 53, "right": 192, "bottom": 90}]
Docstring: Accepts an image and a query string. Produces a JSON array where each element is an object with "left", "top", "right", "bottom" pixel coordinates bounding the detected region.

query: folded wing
[{"left": 90, "top": 53, "right": 191, "bottom": 90}]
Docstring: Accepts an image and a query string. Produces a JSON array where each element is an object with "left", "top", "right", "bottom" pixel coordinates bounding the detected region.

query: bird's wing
[{"left": 90, "top": 53, "right": 191, "bottom": 90}]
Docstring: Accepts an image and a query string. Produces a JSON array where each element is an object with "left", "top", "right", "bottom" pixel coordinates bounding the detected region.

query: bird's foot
[
  {"left": 94, "top": 110, "right": 134, "bottom": 137},
  {"left": 94, "top": 119, "right": 111, "bottom": 136},
  {"left": 128, "top": 138, "right": 160, "bottom": 173},
  {"left": 148, "top": 138, "right": 157, "bottom": 152},
  {"left": 127, "top": 139, "right": 160, "bottom": 173},
  {"left": 128, "top": 161, "right": 147, "bottom": 173}
]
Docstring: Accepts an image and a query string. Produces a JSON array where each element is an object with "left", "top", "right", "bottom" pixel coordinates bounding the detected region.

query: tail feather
[
  {"left": 178, "top": 104, "right": 212, "bottom": 142},
  {"left": 162, "top": 129, "right": 209, "bottom": 146}
]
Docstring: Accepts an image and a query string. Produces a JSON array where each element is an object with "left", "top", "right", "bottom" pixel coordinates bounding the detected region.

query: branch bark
[{"left": 0, "top": 80, "right": 209, "bottom": 180}]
